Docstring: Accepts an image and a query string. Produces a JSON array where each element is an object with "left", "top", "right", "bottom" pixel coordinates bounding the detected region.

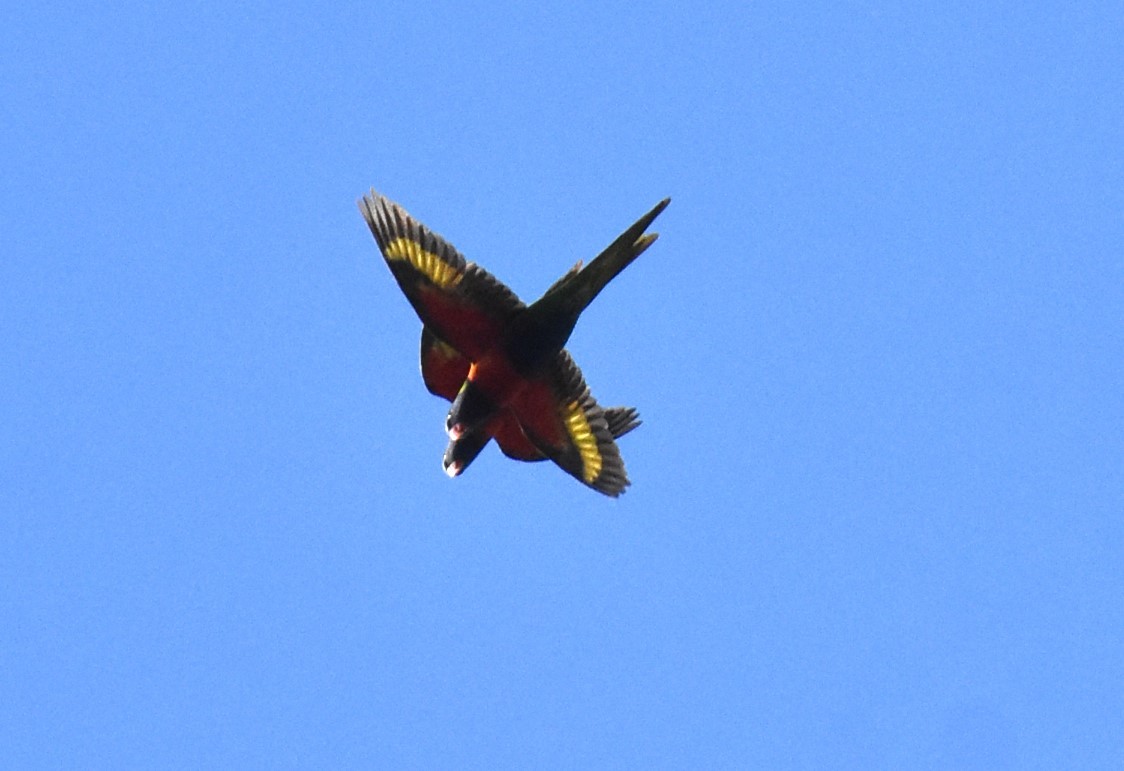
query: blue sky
[{"left": 3, "top": 1, "right": 1122, "bottom": 767}]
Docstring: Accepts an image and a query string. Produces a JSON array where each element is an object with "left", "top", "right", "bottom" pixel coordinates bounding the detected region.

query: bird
[
  {"left": 423, "top": 325, "right": 642, "bottom": 477},
  {"left": 359, "top": 190, "right": 669, "bottom": 496}
]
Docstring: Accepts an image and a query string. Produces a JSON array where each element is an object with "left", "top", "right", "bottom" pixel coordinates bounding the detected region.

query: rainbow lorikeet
[{"left": 360, "top": 190, "right": 668, "bottom": 496}]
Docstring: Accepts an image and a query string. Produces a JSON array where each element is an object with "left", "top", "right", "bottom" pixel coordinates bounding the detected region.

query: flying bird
[
  {"left": 424, "top": 325, "right": 643, "bottom": 478},
  {"left": 359, "top": 190, "right": 668, "bottom": 496}
]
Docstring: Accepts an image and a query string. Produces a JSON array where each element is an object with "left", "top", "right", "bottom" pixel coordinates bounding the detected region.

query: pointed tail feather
[
  {"left": 544, "top": 197, "right": 670, "bottom": 314},
  {"left": 603, "top": 407, "right": 641, "bottom": 440}
]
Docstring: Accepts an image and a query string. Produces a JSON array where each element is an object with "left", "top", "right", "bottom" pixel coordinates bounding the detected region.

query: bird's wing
[
  {"left": 509, "top": 351, "right": 634, "bottom": 496},
  {"left": 493, "top": 403, "right": 640, "bottom": 466},
  {"left": 419, "top": 326, "right": 469, "bottom": 401},
  {"left": 421, "top": 328, "right": 639, "bottom": 468},
  {"left": 360, "top": 190, "right": 525, "bottom": 360}
]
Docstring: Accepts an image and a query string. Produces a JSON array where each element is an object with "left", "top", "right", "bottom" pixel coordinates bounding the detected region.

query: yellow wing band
[
  {"left": 385, "top": 237, "right": 463, "bottom": 289},
  {"left": 432, "top": 337, "right": 460, "bottom": 361},
  {"left": 563, "top": 400, "right": 602, "bottom": 482}
]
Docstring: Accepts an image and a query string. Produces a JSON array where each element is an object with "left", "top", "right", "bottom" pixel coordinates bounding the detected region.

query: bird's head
[
  {"left": 442, "top": 429, "right": 489, "bottom": 478},
  {"left": 445, "top": 380, "right": 498, "bottom": 440}
]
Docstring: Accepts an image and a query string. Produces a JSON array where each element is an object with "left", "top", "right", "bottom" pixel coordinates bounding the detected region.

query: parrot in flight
[{"left": 359, "top": 190, "right": 668, "bottom": 496}]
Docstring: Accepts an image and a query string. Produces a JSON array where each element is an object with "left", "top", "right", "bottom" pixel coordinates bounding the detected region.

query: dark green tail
[
  {"left": 505, "top": 197, "right": 670, "bottom": 375},
  {"left": 539, "top": 197, "right": 670, "bottom": 315}
]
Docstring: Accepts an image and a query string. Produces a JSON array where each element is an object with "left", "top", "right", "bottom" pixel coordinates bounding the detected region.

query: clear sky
[{"left": 4, "top": 2, "right": 1122, "bottom": 767}]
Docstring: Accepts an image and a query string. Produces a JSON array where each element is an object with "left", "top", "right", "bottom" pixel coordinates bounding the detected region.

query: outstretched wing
[
  {"left": 488, "top": 403, "right": 639, "bottom": 466},
  {"left": 419, "top": 326, "right": 469, "bottom": 401},
  {"left": 509, "top": 351, "right": 634, "bottom": 496},
  {"left": 360, "top": 190, "right": 525, "bottom": 359},
  {"left": 422, "top": 328, "right": 639, "bottom": 470}
]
